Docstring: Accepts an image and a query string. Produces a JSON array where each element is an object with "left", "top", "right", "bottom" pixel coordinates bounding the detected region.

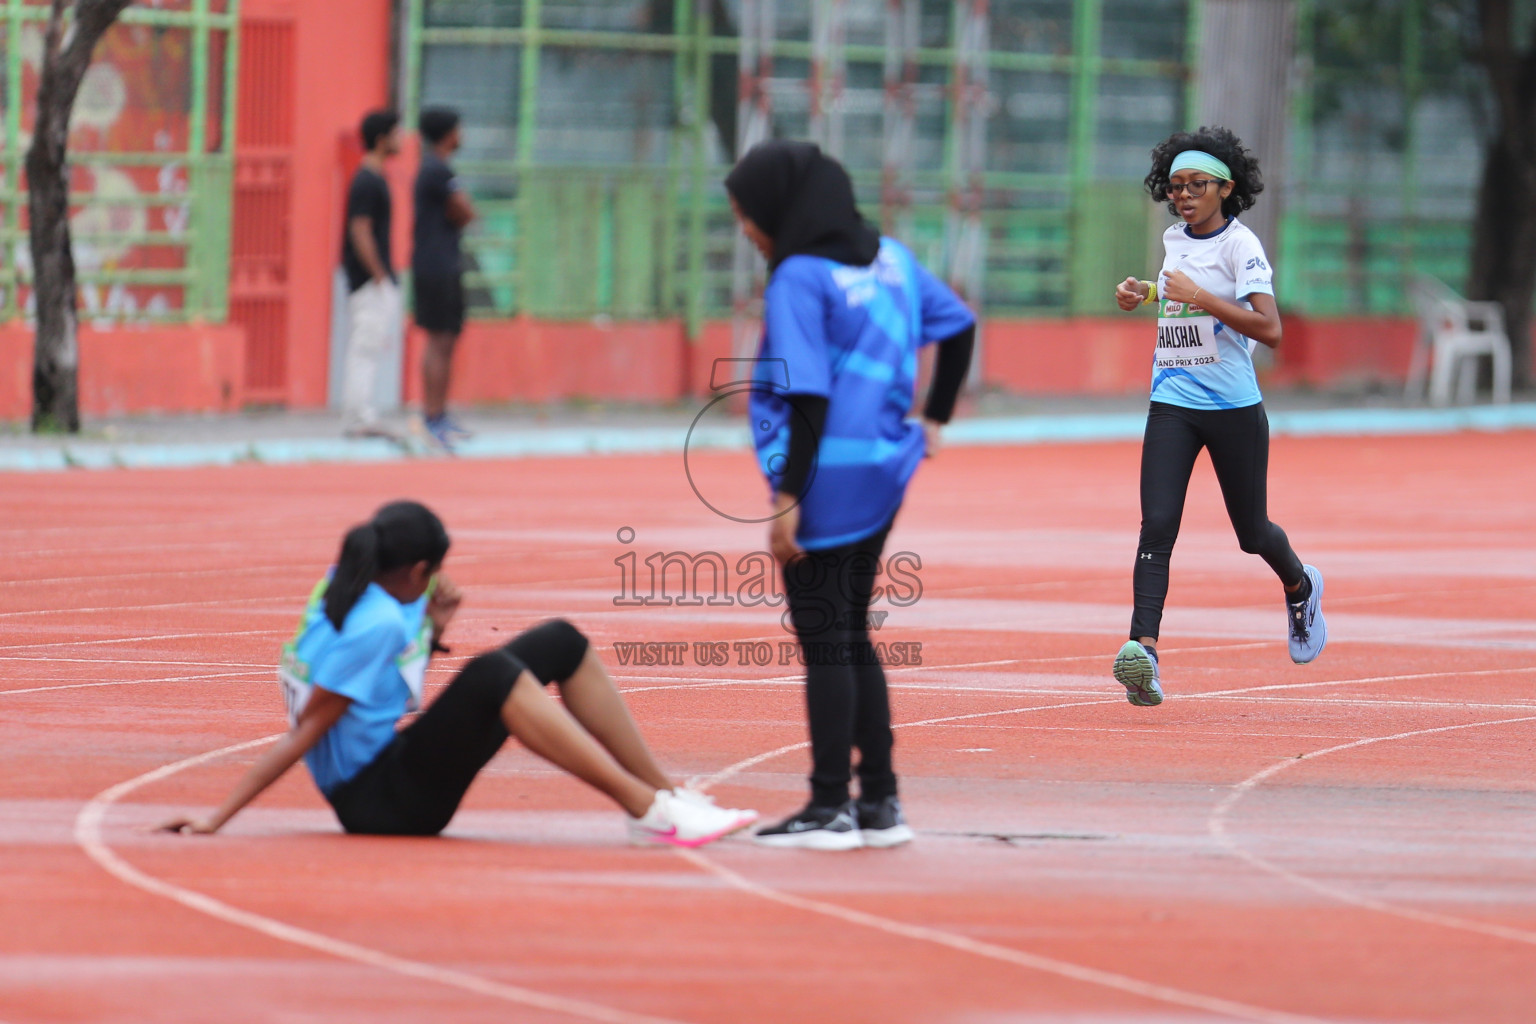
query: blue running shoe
[
  {"left": 441, "top": 413, "right": 474, "bottom": 440},
  {"left": 422, "top": 414, "right": 458, "bottom": 453},
  {"left": 1287, "top": 564, "right": 1327, "bottom": 664},
  {"left": 1113, "top": 640, "right": 1163, "bottom": 706}
]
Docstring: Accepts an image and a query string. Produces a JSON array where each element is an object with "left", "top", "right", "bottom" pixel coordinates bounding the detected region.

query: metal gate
[{"left": 230, "top": 15, "right": 295, "bottom": 404}]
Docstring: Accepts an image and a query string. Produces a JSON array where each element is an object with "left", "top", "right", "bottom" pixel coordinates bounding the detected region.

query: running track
[{"left": 3, "top": 432, "right": 1534, "bottom": 1023}]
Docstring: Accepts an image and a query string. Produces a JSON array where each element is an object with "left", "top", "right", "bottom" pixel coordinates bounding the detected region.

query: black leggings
[
  {"left": 1131, "top": 401, "right": 1305, "bottom": 641},
  {"left": 783, "top": 518, "right": 897, "bottom": 808},
  {"left": 325, "top": 619, "right": 589, "bottom": 836}
]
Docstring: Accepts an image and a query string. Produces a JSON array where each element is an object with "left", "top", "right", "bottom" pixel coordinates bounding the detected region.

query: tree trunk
[
  {"left": 26, "top": 0, "right": 136, "bottom": 432},
  {"left": 1467, "top": 0, "right": 1536, "bottom": 390},
  {"left": 1468, "top": 135, "right": 1536, "bottom": 387}
]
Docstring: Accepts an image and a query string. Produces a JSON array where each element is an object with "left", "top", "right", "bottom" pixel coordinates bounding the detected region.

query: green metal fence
[
  {"left": 406, "top": 0, "right": 1199, "bottom": 329},
  {"left": 1279, "top": 0, "right": 1497, "bottom": 314},
  {"left": 0, "top": 0, "right": 239, "bottom": 324},
  {"left": 409, "top": 0, "right": 1534, "bottom": 327}
]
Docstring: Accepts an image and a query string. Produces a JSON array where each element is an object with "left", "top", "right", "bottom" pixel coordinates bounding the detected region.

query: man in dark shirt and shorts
[
  {"left": 413, "top": 106, "right": 477, "bottom": 451},
  {"left": 340, "top": 110, "right": 402, "bottom": 438}
]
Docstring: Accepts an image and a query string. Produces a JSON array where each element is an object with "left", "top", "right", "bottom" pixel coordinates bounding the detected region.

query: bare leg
[
  {"left": 556, "top": 650, "right": 673, "bottom": 792},
  {"left": 422, "top": 329, "right": 458, "bottom": 420},
  {"left": 501, "top": 671, "right": 655, "bottom": 817}
]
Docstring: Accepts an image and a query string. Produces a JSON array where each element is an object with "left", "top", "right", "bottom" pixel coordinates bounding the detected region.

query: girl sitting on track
[
  {"left": 161, "top": 500, "right": 758, "bottom": 845},
  {"left": 1111, "top": 126, "right": 1327, "bottom": 707},
  {"left": 724, "top": 140, "right": 975, "bottom": 850}
]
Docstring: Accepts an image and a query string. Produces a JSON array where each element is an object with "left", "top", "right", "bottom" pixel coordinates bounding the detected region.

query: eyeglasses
[{"left": 1165, "top": 179, "right": 1223, "bottom": 198}]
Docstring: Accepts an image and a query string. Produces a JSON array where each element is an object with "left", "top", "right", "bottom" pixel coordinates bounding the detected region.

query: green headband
[{"left": 1170, "top": 150, "right": 1231, "bottom": 181}]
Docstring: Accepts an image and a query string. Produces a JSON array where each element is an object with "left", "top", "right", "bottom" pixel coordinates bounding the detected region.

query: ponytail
[
  {"left": 322, "top": 500, "right": 451, "bottom": 631},
  {"left": 325, "top": 523, "right": 381, "bottom": 630}
]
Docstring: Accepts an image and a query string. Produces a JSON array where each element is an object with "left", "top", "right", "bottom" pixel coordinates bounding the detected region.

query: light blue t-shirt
[
  {"left": 748, "top": 238, "right": 975, "bottom": 549},
  {"left": 1150, "top": 217, "right": 1273, "bottom": 410},
  {"left": 280, "top": 578, "right": 430, "bottom": 795}
]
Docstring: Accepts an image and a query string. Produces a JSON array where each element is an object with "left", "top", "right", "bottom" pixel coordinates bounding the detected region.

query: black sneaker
[
  {"left": 855, "top": 795, "right": 914, "bottom": 848},
  {"left": 753, "top": 801, "right": 862, "bottom": 850}
]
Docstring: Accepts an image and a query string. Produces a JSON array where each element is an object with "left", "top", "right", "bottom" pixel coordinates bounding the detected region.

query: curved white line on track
[
  {"left": 683, "top": 671, "right": 1536, "bottom": 1019},
  {"left": 1194, "top": 665, "right": 1536, "bottom": 699},
  {"left": 675, "top": 849, "right": 1327, "bottom": 1024},
  {"left": 60, "top": 654, "right": 1536, "bottom": 1023},
  {"left": 1208, "top": 713, "right": 1536, "bottom": 947},
  {"left": 74, "top": 739, "right": 692, "bottom": 1024}
]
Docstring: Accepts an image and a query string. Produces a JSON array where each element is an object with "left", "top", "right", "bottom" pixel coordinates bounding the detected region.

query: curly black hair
[{"left": 1144, "top": 125, "right": 1263, "bottom": 220}]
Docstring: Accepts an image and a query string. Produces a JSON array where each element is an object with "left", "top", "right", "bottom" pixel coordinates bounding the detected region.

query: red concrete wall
[
  {"left": 1269, "top": 317, "right": 1417, "bottom": 388},
  {"left": 981, "top": 318, "right": 1150, "bottom": 395},
  {"left": 401, "top": 319, "right": 693, "bottom": 405},
  {"left": 0, "top": 323, "right": 244, "bottom": 420},
  {"left": 0, "top": 312, "right": 1440, "bottom": 423},
  {"left": 979, "top": 315, "right": 1422, "bottom": 396}
]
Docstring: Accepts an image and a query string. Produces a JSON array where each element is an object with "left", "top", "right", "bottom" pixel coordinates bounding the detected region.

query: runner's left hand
[
  {"left": 428, "top": 575, "right": 463, "bottom": 636},
  {"left": 1161, "top": 270, "right": 1202, "bottom": 305},
  {"left": 922, "top": 418, "right": 943, "bottom": 459}
]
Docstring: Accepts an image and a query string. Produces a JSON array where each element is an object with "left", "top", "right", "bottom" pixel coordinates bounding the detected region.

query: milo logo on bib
[{"left": 1156, "top": 299, "right": 1221, "bottom": 369}]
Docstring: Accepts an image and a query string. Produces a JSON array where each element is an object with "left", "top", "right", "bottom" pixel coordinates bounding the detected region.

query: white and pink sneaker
[{"left": 627, "top": 789, "right": 758, "bottom": 848}]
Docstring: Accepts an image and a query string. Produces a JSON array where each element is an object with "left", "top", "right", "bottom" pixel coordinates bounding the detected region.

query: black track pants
[
  {"left": 326, "top": 618, "right": 590, "bottom": 836},
  {"left": 783, "top": 519, "right": 897, "bottom": 808},
  {"left": 1130, "top": 401, "right": 1305, "bottom": 641}
]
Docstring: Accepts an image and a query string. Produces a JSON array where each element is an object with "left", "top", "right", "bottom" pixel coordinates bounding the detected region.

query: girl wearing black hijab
[{"left": 725, "top": 140, "right": 976, "bottom": 850}]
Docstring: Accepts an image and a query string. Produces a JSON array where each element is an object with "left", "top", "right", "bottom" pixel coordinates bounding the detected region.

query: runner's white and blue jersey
[
  {"left": 1150, "top": 217, "right": 1273, "bottom": 410},
  {"left": 749, "top": 237, "right": 974, "bottom": 550},
  {"left": 278, "top": 578, "right": 431, "bottom": 795}
]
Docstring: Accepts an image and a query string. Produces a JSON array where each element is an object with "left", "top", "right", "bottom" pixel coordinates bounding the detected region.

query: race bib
[
  {"left": 1156, "top": 299, "right": 1221, "bottom": 369},
  {"left": 397, "top": 628, "right": 430, "bottom": 712},
  {"left": 278, "top": 642, "right": 312, "bottom": 727}
]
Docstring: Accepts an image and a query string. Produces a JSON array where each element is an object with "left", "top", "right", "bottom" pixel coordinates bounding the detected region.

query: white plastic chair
[{"left": 1405, "top": 275, "right": 1512, "bottom": 406}]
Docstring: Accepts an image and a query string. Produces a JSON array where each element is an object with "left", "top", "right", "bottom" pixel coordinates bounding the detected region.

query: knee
[
  {"left": 505, "top": 618, "right": 590, "bottom": 683},
  {"left": 539, "top": 618, "right": 589, "bottom": 669},
  {"left": 1234, "top": 522, "right": 1271, "bottom": 555},
  {"left": 1138, "top": 513, "right": 1180, "bottom": 551}
]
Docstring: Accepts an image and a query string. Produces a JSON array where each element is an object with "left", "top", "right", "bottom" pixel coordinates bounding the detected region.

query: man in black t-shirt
[
  {"left": 340, "top": 109, "right": 402, "bottom": 438},
  {"left": 412, "top": 106, "right": 477, "bottom": 451}
]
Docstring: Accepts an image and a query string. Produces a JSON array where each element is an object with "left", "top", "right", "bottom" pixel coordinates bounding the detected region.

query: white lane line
[
  {"left": 73, "top": 738, "right": 693, "bottom": 1024},
  {"left": 691, "top": 666, "right": 1536, "bottom": 789},
  {"left": 0, "top": 562, "right": 321, "bottom": 588},
  {"left": 1193, "top": 665, "right": 1536, "bottom": 699},
  {"left": 1208, "top": 713, "right": 1536, "bottom": 948},
  {"left": 1201, "top": 695, "right": 1536, "bottom": 711},
  {"left": 692, "top": 665, "right": 1536, "bottom": 789},
  {"left": 675, "top": 850, "right": 1327, "bottom": 1024},
  {"left": 0, "top": 596, "right": 294, "bottom": 619},
  {"left": 0, "top": 670, "right": 270, "bottom": 697},
  {"left": 0, "top": 657, "right": 272, "bottom": 669},
  {"left": 683, "top": 670, "right": 1536, "bottom": 1019},
  {"left": 690, "top": 695, "right": 1120, "bottom": 791},
  {"left": 0, "top": 630, "right": 280, "bottom": 652}
]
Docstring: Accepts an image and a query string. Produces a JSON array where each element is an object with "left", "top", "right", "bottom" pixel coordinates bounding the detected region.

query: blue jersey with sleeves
[
  {"left": 279, "top": 577, "right": 431, "bottom": 795},
  {"left": 748, "top": 237, "right": 975, "bottom": 550}
]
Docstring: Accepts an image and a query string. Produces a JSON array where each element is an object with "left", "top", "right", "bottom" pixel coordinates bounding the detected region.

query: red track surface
[{"left": 4, "top": 433, "right": 1535, "bottom": 1023}]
